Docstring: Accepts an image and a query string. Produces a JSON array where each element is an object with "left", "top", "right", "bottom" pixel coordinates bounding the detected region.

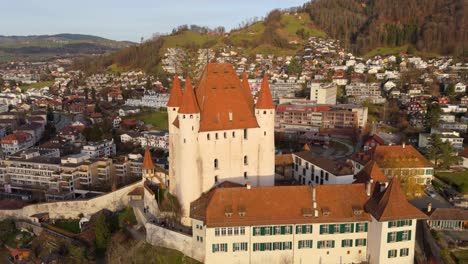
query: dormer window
[
  {"left": 225, "top": 205, "right": 233, "bottom": 218},
  {"left": 322, "top": 207, "right": 330, "bottom": 217},
  {"left": 352, "top": 206, "right": 363, "bottom": 215},
  {"left": 238, "top": 205, "right": 246, "bottom": 218},
  {"left": 301, "top": 207, "right": 313, "bottom": 218}
]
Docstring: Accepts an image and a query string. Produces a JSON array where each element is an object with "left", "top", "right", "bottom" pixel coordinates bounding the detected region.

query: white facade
[
  {"left": 309, "top": 82, "right": 337, "bottom": 105},
  {"left": 81, "top": 139, "right": 116, "bottom": 159}
]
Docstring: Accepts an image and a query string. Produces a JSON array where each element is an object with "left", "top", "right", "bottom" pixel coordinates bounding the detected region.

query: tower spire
[
  {"left": 241, "top": 72, "right": 254, "bottom": 110},
  {"left": 178, "top": 77, "right": 200, "bottom": 114},
  {"left": 142, "top": 146, "right": 155, "bottom": 170},
  {"left": 167, "top": 75, "right": 183, "bottom": 107},
  {"left": 256, "top": 75, "right": 275, "bottom": 109}
]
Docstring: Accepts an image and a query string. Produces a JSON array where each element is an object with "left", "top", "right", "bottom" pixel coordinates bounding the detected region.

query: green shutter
[
  {"left": 351, "top": 223, "right": 355, "bottom": 233},
  {"left": 233, "top": 243, "right": 235, "bottom": 252},
  {"left": 302, "top": 225, "right": 306, "bottom": 234},
  {"left": 330, "top": 225, "right": 335, "bottom": 234},
  {"left": 340, "top": 224, "right": 345, "bottom": 233},
  {"left": 332, "top": 240, "right": 335, "bottom": 248},
  {"left": 396, "top": 231, "right": 403, "bottom": 242},
  {"left": 388, "top": 221, "right": 392, "bottom": 228},
  {"left": 409, "top": 219, "right": 413, "bottom": 226},
  {"left": 341, "top": 240, "right": 345, "bottom": 247},
  {"left": 350, "top": 240, "right": 353, "bottom": 247},
  {"left": 270, "top": 226, "right": 274, "bottom": 235},
  {"left": 298, "top": 241, "right": 302, "bottom": 249},
  {"left": 260, "top": 243, "right": 265, "bottom": 251},
  {"left": 364, "top": 239, "right": 367, "bottom": 246},
  {"left": 281, "top": 226, "right": 285, "bottom": 234},
  {"left": 290, "top": 226, "right": 293, "bottom": 234},
  {"left": 296, "top": 225, "right": 300, "bottom": 234},
  {"left": 388, "top": 250, "right": 391, "bottom": 258},
  {"left": 365, "top": 223, "right": 368, "bottom": 232},
  {"left": 317, "top": 241, "right": 321, "bottom": 249},
  {"left": 397, "top": 220, "right": 402, "bottom": 227},
  {"left": 212, "top": 244, "right": 215, "bottom": 252},
  {"left": 320, "top": 225, "right": 324, "bottom": 234},
  {"left": 387, "top": 233, "right": 391, "bottom": 243},
  {"left": 408, "top": 230, "right": 412, "bottom": 240}
]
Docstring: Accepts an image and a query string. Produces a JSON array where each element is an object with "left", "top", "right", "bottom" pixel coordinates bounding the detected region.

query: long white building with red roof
[{"left": 166, "top": 63, "right": 275, "bottom": 223}]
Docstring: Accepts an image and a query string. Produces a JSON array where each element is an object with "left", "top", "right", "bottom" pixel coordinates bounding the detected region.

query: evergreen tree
[
  {"left": 426, "top": 134, "right": 456, "bottom": 168},
  {"left": 424, "top": 104, "right": 442, "bottom": 131},
  {"left": 94, "top": 214, "right": 111, "bottom": 255}
]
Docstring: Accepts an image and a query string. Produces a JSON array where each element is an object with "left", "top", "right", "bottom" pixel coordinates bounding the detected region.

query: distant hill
[
  {"left": 0, "top": 33, "right": 135, "bottom": 62},
  {"left": 304, "top": 0, "right": 467, "bottom": 57},
  {"left": 72, "top": 11, "right": 327, "bottom": 74}
]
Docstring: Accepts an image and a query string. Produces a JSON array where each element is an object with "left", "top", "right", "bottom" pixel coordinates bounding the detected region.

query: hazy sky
[{"left": 1, "top": 0, "right": 307, "bottom": 42}]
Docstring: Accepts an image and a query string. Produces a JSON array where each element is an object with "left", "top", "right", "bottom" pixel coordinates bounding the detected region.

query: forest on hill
[{"left": 304, "top": 0, "right": 467, "bottom": 57}]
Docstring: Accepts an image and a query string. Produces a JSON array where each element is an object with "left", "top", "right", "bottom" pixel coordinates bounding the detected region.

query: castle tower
[
  {"left": 167, "top": 75, "right": 183, "bottom": 193},
  {"left": 142, "top": 146, "right": 155, "bottom": 180},
  {"left": 175, "top": 77, "right": 201, "bottom": 223},
  {"left": 254, "top": 75, "right": 276, "bottom": 186},
  {"left": 168, "top": 63, "right": 276, "bottom": 225}
]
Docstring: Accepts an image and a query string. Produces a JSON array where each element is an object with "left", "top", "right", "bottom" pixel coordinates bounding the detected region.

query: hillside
[
  {"left": 304, "top": 0, "right": 467, "bottom": 57},
  {"left": 73, "top": 11, "right": 326, "bottom": 74},
  {"left": 0, "top": 34, "right": 134, "bottom": 62}
]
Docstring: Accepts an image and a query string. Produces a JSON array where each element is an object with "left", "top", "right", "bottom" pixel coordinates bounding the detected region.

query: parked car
[{"left": 426, "top": 188, "right": 437, "bottom": 198}]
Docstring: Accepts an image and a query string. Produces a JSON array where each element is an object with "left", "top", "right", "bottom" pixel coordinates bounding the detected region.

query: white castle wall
[{"left": 0, "top": 181, "right": 142, "bottom": 221}]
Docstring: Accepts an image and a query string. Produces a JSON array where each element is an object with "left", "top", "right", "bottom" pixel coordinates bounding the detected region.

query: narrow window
[
  {"left": 232, "top": 131, "right": 236, "bottom": 138},
  {"left": 190, "top": 115, "right": 193, "bottom": 119},
  {"left": 207, "top": 134, "right": 210, "bottom": 140},
  {"left": 244, "top": 155, "right": 248, "bottom": 165},
  {"left": 215, "top": 133, "right": 219, "bottom": 140},
  {"left": 264, "top": 131, "right": 266, "bottom": 136},
  {"left": 214, "top": 176, "right": 218, "bottom": 183},
  {"left": 263, "top": 110, "right": 267, "bottom": 114},
  {"left": 214, "top": 159, "right": 218, "bottom": 169},
  {"left": 244, "top": 129, "right": 248, "bottom": 140},
  {"left": 224, "top": 132, "right": 227, "bottom": 139},
  {"left": 244, "top": 172, "right": 247, "bottom": 179}
]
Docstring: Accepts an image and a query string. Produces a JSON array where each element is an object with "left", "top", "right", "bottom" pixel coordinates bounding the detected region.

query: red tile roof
[
  {"left": 354, "top": 161, "right": 389, "bottom": 183},
  {"left": 372, "top": 145, "right": 433, "bottom": 168},
  {"left": 167, "top": 75, "right": 183, "bottom": 107},
  {"left": 194, "top": 63, "right": 259, "bottom": 131},
  {"left": 0, "top": 132, "right": 32, "bottom": 144},
  {"left": 255, "top": 75, "right": 275, "bottom": 109},
  {"left": 178, "top": 76, "right": 200, "bottom": 114},
  {"left": 427, "top": 208, "right": 468, "bottom": 221},
  {"left": 365, "top": 177, "right": 427, "bottom": 221},
  {"left": 241, "top": 72, "right": 254, "bottom": 111},
  {"left": 191, "top": 184, "right": 371, "bottom": 227}
]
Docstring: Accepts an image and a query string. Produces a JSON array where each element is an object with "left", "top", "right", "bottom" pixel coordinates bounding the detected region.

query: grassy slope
[
  {"left": 20, "top": 80, "right": 54, "bottom": 91},
  {"left": 437, "top": 171, "right": 468, "bottom": 194},
  {"left": 127, "top": 111, "right": 168, "bottom": 130}
]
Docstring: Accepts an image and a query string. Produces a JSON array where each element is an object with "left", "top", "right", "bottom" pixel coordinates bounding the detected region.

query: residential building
[
  {"left": 292, "top": 151, "right": 354, "bottom": 185},
  {"left": 124, "top": 91, "right": 169, "bottom": 109},
  {"left": 0, "top": 132, "right": 34, "bottom": 155},
  {"left": 345, "top": 83, "right": 385, "bottom": 104},
  {"left": 81, "top": 139, "right": 116, "bottom": 159},
  {"left": 189, "top": 177, "right": 425, "bottom": 264},
  {"left": 419, "top": 129, "right": 464, "bottom": 151},
  {"left": 309, "top": 82, "right": 337, "bottom": 105}
]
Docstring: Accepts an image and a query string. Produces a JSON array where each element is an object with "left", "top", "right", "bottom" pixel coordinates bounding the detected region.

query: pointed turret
[
  {"left": 255, "top": 75, "right": 275, "bottom": 109},
  {"left": 178, "top": 77, "right": 200, "bottom": 114},
  {"left": 365, "top": 177, "right": 426, "bottom": 221},
  {"left": 241, "top": 72, "right": 254, "bottom": 110},
  {"left": 167, "top": 75, "right": 183, "bottom": 107},
  {"left": 142, "top": 146, "right": 155, "bottom": 170}
]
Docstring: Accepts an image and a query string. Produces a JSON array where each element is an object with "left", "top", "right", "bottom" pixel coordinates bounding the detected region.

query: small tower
[
  {"left": 167, "top": 75, "right": 183, "bottom": 193},
  {"left": 175, "top": 77, "right": 201, "bottom": 224},
  {"left": 142, "top": 146, "right": 155, "bottom": 180},
  {"left": 255, "top": 75, "right": 275, "bottom": 186},
  {"left": 241, "top": 72, "right": 254, "bottom": 111}
]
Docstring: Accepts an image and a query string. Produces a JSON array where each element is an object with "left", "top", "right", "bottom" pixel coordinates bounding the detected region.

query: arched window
[
  {"left": 214, "top": 159, "right": 219, "bottom": 169},
  {"left": 190, "top": 115, "right": 193, "bottom": 119},
  {"left": 244, "top": 155, "right": 248, "bottom": 165},
  {"left": 263, "top": 110, "right": 267, "bottom": 114}
]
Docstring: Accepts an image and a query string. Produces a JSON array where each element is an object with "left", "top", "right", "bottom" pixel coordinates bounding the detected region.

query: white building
[
  {"left": 0, "top": 132, "right": 34, "bottom": 155},
  {"left": 309, "top": 82, "right": 337, "bottom": 105},
  {"left": 190, "top": 177, "right": 426, "bottom": 264},
  {"left": 345, "top": 82, "right": 385, "bottom": 104},
  {"left": 124, "top": 91, "right": 169, "bottom": 109},
  {"left": 81, "top": 139, "right": 116, "bottom": 159},
  {"left": 419, "top": 129, "right": 464, "bottom": 151},
  {"left": 167, "top": 64, "right": 275, "bottom": 223}
]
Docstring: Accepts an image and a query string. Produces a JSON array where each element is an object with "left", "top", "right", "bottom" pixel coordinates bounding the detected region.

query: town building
[
  {"left": 81, "top": 139, "right": 116, "bottom": 159},
  {"left": 167, "top": 64, "right": 275, "bottom": 223},
  {"left": 0, "top": 132, "right": 34, "bottom": 155},
  {"left": 419, "top": 129, "right": 464, "bottom": 151},
  {"left": 345, "top": 82, "right": 385, "bottom": 104},
  {"left": 309, "top": 82, "right": 337, "bottom": 105}
]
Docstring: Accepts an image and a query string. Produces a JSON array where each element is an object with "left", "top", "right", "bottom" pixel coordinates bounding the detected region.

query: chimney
[
  {"left": 314, "top": 209, "right": 319, "bottom": 218},
  {"left": 402, "top": 142, "right": 406, "bottom": 148},
  {"left": 380, "top": 182, "right": 388, "bottom": 192},
  {"left": 366, "top": 180, "right": 372, "bottom": 196},
  {"left": 427, "top": 202, "right": 432, "bottom": 213},
  {"left": 246, "top": 182, "right": 251, "bottom": 190},
  {"left": 312, "top": 186, "right": 316, "bottom": 201},
  {"left": 228, "top": 111, "right": 233, "bottom": 121}
]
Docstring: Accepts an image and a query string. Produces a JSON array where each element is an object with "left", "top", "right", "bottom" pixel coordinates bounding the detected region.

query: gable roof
[
  {"left": 191, "top": 184, "right": 371, "bottom": 227},
  {"left": 427, "top": 208, "right": 468, "bottom": 221},
  {"left": 167, "top": 75, "right": 183, "bottom": 107},
  {"left": 354, "top": 161, "right": 389, "bottom": 183},
  {"left": 372, "top": 145, "right": 433, "bottom": 168},
  {"left": 365, "top": 177, "right": 426, "bottom": 221},
  {"left": 241, "top": 72, "right": 254, "bottom": 111},
  {"left": 294, "top": 151, "right": 353, "bottom": 176},
  {"left": 194, "top": 63, "right": 259, "bottom": 131},
  {"left": 255, "top": 75, "right": 275, "bottom": 109}
]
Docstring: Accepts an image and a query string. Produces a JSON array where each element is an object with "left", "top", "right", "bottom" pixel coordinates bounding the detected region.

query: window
[
  {"left": 214, "top": 159, "right": 219, "bottom": 169},
  {"left": 224, "top": 132, "right": 227, "bottom": 139},
  {"left": 265, "top": 227, "right": 270, "bottom": 235},
  {"left": 298, "top": 240, "right": 313, "bottom": 249},
  {"left": 232, "top": 131, "right": 235, "bottom": 138},
  {"left": 275, "top": 226, "right": 281, "bottom": 234},
  {"left": 401, "top": 219, "right": 411, "bottom": 227},
  {"left": 244, "top": 155, "right": 248, "bottom": 165},
  {"left": 244, "top": 129, "right": 248, "bottom": 139},
  {"left": 207, "top": 134, "right": 210, "bottom": 140},
  {"left": 214, "top": 176, "right": 218, "bottom": 183},
  {"left": 233, "top": 242, "right": 248, "bottom": 252},
  {"left": 244, "top": 172, "right": 247, "bottom": 179},
  {"left": 190, "top": 114, "right": 193, "bottom": 119},
  {"left": 215, "top": 228, "right": 220, "bottom": 236},
  {"left": 254, "top": 227, "right": 261, "bottom": 236},
  {"left": 296, "top": 225, "right": 313, "bottom": 234},
  {"left": 388, "top": 221, "right": 398, "bottom": 228},
  {"left": 400, "top": 248, "right": 409, "bottom": 257},
  {"left": 215, "top": 133, "right": 219, "bottom": 140},
  {"left": 320, "top": 225, "right": 329, "bottom": 234},
  {"left": 387, "top": 232, "right": 397, "bottom": 243},
  {"left": 402, "top": 230, "right": 409, "bottom": 241},
  {"left": 221, "top": 228, "right": 226, "bottom": 236},
  {"left": 388, "top": 249, "right": 397, "bottom": 258},
  {"left": 240, "top": 227, "right": 245, "bottom": 235},
  {"left": 342, "top": 239, "right": 353, "bottom": 247},
  {"left": 355, "top": 239, "right": 367, "bottom": 246},
  {"left": 212, "top": 243, "right": 228, "bottom": 253},
  {"left": 317, "top": 240, "right": 334, "bottom": 249},
  {"left": 356, "top": 223, "right": 368, "bottom": 233},
  {"left": 325, "top": 172, "right": 329, "bottom": 181},
  {"left": 228, "top": 227, "right": 233, "bottom": 236},
  {"left": 343, "top": 224, "right": 352, "bottom": 233}
]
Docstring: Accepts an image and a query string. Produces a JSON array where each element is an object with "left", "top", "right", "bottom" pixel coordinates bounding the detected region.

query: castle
[{"left": 166, "top": 63, "right": 276, "bottom": 222}]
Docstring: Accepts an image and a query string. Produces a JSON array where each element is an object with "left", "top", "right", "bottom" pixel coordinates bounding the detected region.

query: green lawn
[
  {"left": 51, "top": 219, "right": 81, "bottom": 234},
  {"left": 280, "top": 12, "right": 327, "bottom": 38},
  {"left": 20, "top": 81, "right": 54, "bottom": 91},
  {"left": 364, "top": 46, "right": 409, "bottom": 58},
  {"left": 162, "top": 31, "right": 221, "bottom": 50},
  {"left": 437, "top": 171, "right": 468, "bottom": 194},
  {"left": 129, "top": 111, "right": 168, "bottom": 130},
  {"left": 452, "top": 249, "right": 468, "bottom": 263}
]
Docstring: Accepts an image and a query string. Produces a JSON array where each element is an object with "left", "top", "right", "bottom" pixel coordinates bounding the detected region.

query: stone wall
[
  {"left": 145, "top": 222, "right": 204, "bottom": 262},
  {"left": 0, "top": 181, "right": 143, "bottom": 221},
  {"left": 15, "top": 221, "right": 43, "bottom": 236}
]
